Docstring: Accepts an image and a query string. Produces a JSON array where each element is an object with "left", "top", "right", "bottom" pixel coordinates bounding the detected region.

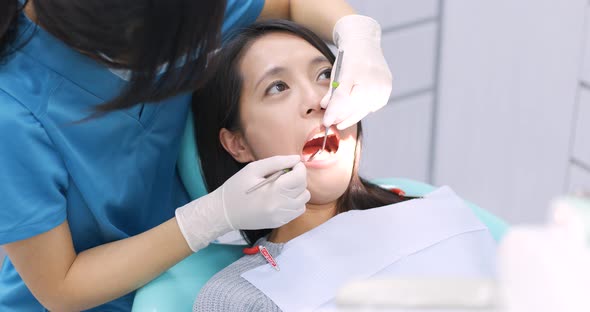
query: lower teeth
[{"left": 308, "top": 150, "right": 333, "bottom": 161}]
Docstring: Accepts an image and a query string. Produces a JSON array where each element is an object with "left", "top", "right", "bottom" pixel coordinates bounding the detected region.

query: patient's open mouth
[{"left": 302, "top": 132, "right": 340, "bottom": 162}]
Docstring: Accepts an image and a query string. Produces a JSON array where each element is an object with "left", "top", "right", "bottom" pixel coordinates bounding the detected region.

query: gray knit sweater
[{"left": 194, "top": 237, "right": 285, "bottom": 312}]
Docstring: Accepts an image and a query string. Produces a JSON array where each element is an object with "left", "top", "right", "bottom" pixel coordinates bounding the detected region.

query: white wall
[
  {"left": 349, "top": 0, "right": 590, "bottom": 224},
  {"left": 347, "top": 0, "right": 441, "bottom": 182},
  {"left": 434, "top": 0, "right": 588, "bottom": 223}
]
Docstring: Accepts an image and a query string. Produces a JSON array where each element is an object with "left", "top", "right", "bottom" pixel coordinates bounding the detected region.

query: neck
[
  {"left": 268, "top": 201, "right": 338, "bottom": 243},
  {"left": 24, "top": 1, "right": 37, "bottom": 23}
]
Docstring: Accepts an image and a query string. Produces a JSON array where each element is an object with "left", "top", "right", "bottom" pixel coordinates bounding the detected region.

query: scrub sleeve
[{"left": 0, "top": 98, "right": 68, "bottom": 245}]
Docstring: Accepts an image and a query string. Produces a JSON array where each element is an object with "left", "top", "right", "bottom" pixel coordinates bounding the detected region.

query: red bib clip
[
  {"left": 389, "top": 187, "right": 406, "bottom": 197},
  {"left": 243, "top": 245, "right": 280, "bottom": 271},
  {"left": 242, "top": 246, "right": 260, "bottom": 255}
]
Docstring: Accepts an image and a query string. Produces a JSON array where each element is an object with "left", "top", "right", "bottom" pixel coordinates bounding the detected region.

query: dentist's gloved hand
[
  {"left": 321, "top": 15, "right": 392, "bottom": 130},
  {"left": 175, "top": 155, "right": 309, "bottom": 252}
]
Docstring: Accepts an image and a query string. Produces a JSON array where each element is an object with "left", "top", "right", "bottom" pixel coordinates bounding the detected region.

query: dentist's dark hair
[
  {"left": 192, "top": 20, "right": 412, "bottom": 245},
  {"left": 0, "top": 0, "right": 23, "bottom": 60},
  {"left": 0, "top": 0, "right": 226, "bottom": 115}
]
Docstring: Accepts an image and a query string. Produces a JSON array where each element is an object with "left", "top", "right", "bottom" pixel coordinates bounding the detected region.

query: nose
[{"left": 302, "top": 86, "right": 325, "bottom": 117}]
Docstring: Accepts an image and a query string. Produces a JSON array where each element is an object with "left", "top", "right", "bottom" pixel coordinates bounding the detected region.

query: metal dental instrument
[
  {"left": 246, "top": 168, "right": 292, "bottom": 194},
  {"left": 307, "top": 50, "right": 344, "bottom": 162}
]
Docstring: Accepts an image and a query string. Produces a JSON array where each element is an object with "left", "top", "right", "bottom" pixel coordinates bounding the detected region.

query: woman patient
[{"left": 191, "top": 20, "right": 496, "bottom": 312}]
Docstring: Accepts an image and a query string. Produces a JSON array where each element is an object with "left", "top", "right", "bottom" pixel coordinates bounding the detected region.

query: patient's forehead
[{"left": 239, "top": 32, "right": 328, "bottom": 80}]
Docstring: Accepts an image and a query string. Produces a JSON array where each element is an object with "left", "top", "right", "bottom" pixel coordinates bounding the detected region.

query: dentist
[{"left": 0, "top": 0, "right": 392, "bottom": 311}]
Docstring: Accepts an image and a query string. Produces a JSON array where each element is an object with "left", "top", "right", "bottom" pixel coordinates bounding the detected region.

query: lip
[
  {"left": 304, "top": 154, "right": 339, "bottom": 168},
  {"left": 301, "top": 125, "right": 340, "bottom": 168},
  {"left": 303, "top": 125, "right": 339, "bottom": 144}
]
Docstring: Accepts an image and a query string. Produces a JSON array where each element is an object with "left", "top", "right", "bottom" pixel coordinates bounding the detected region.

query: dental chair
[{"left": 131, "top": 117, "right": 509, "bottom": 312}]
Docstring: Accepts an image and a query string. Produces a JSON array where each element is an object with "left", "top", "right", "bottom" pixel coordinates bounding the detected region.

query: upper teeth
[{"left": 311, "top": 130, "right": 331, "bottom": 140}]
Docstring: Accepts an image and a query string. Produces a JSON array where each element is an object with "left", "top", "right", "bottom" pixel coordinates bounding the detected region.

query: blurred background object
[
  {"left": 498, "top": 195, "right": 590, "bottom": 312},
  {"left": 353, "top": 0, "right": 590, "bottom": 224}
]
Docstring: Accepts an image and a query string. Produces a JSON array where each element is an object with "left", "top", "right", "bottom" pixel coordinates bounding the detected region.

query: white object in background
[
  {"left": 498, "top": 196, "right": 590, "bottom": 312},
  {"left": 552, "top": 196, "right": 590, "bottom": 244},
  {"left": 336, "top": 278, "right": 498, "bottom": 310}
]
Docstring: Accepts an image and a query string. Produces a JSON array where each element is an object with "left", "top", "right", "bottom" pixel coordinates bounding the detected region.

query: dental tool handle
[
  {"left": 323, "top": 50, "right": 343, "bottom": 131},
  {"left": 320, "top": 127, "right": 329, "bottom": 152},
  {"left": 306, "top": 127, "right": 330, "bottom": 162},
  {"left": 328, "top": 50, "right": 344, "bottom": 103},
  {"left": 308, "top": 51, "right": 344, "bottom": 163},
  {"left": 245, "top": 168, "right": 291, "bottom": 194}
]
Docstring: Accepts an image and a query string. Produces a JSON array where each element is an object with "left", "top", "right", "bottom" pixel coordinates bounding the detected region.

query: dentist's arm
[
  {"left": 4, "top": 155, "right": 308, "bottom": 311},
  {"left": 258, "top": 0, "right": 355, "bottom": 41},
  {"left": 260, "top": 0, "right": 393, "bottom": 130}
]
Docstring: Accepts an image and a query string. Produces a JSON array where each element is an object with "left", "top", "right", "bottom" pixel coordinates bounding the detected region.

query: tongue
[
  {"left": 302, "top": 137, "right": 324, "bottom": 156},
  {"left": 302, "top": 146, "right": 321, "bottom": 156}
]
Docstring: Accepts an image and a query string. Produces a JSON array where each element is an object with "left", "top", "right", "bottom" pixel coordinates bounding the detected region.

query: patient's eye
[
  {"left": 266, "top": 81, "right": 289, "bottom": 95},
  {"left": 318, "top": 68, "right": 332, "bottom": 81}
]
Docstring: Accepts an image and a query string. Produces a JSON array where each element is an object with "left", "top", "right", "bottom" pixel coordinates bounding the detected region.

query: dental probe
[
  {"left": 307, "top": 49, "right": 344, "bottom": 162},
  {"left": 245, "top": 168, "right": 292, "bottom": 194}
]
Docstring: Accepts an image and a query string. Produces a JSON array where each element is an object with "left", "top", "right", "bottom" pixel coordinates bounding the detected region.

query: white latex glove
[
  {"left": 321, "top": 15, "right": 392, "bottom": 130},
  {"left": 175, "top": 155, "right": 309, "bottom": 252}
]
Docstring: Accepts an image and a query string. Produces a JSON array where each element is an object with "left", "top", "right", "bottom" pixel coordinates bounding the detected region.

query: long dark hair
[
  {"left": 0, "top": 0, "right": 226, "bottom": 114},
  {"left": 193, "top": 20, "right": 410, "bottom": 245},
  {"left": 0, "top": 0, "right": 23, "bottom": 60}
]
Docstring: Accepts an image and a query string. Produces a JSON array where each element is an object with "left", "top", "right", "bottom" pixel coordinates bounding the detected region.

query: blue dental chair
[{"left": 131, "top": 117, "right": 509, "bottom": 312}]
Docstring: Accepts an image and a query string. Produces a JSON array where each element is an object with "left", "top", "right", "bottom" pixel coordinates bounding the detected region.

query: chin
[
  {"left": 306, "top": 168, "right": 352, "bottom": 206},
  {"left": 307, "top": 188, "right": 347, "bottom": 206}
]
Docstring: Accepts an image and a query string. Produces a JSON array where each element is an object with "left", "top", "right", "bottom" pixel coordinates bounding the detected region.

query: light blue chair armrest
[
  {"left": 372, "top": 177, "right": 509, "bottom": 242},
  {"left": 132, "top": 177, "right": 509, "bottom": 312},
  {"left": 132, "top": 244, "right": 244, "bottom": 312},
  {"left": 178, "top": 114, "right": 208, "bottom": 200}
]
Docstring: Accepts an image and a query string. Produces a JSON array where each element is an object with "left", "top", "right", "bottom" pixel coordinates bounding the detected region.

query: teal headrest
[{"left": 178, "top": 112, "right": 208, "bottom": 200}]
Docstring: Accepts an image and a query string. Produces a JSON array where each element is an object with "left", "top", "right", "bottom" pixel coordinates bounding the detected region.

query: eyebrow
[
  {"left": 254, "top": 55, "right": 330, "bottom": 90},
  {"left": 255, "top": 67, "right": 285, "bottom": 91}
]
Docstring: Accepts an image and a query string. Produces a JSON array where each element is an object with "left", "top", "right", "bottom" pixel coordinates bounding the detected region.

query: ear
[{"left": 219, "top": 128, "right": 255, "bottom": 163}]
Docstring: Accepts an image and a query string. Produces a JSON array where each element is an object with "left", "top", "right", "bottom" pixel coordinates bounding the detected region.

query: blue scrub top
[{"left": 0, "top": 1, "right": 264, "bottom": 311}]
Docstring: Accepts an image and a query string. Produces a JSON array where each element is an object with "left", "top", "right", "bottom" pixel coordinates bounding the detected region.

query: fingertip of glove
[
  {"left": 336, "top": 116, "right": 362, "bottom": 130},
  {"left": 301, "top": 189, "right": 311, "bottom": 203},
  {"left": 320, "top": 93, "right": 331, "bottom": 108},
  {"left": 292, "top": 161, "right": 307, "bottom": 171},
  {"left": 286, "top": 154, "right": 303, "bottom": 163},
  {"left": 322, "top": 113, "right": 337, "bottom": 129}
]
